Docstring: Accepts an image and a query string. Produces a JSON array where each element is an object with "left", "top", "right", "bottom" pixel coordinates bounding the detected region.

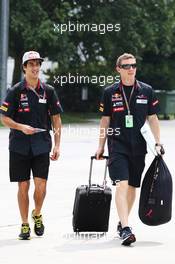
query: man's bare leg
[{"left": 18, "top": 181, "right": 30, "bottom": 223}]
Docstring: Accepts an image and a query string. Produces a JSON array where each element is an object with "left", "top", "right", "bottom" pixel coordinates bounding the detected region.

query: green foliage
[
  {"left": 10, "top": 1, "right": 54, "bottom": 55},
  {"left": 9, "top": 0, "right": 175, "bottom": 111}
]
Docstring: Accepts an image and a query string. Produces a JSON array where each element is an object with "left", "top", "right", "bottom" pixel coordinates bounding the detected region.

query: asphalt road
[{"left": 0, "top": 120, "right": 174, "bottom": 264}]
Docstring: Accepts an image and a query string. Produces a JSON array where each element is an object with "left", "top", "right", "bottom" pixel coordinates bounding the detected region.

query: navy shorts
[
  {"left": 108, "top": 153, "right": 145, "bottom": 187},
  {"left": 9, "top": 151, "right": 50, "bottom": 182}
]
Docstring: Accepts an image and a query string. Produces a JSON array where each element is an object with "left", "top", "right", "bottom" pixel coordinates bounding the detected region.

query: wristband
[{"left": 155, "top": 143, "right": 163, "bottom": 147}]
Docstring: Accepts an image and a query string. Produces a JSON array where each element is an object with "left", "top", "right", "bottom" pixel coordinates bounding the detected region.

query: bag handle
[
  {"left": 148, "top": 156, "right": 160, "bottom": 202},
  {"left": 88, "top": 156, "right": 109, "bottom": 188}
]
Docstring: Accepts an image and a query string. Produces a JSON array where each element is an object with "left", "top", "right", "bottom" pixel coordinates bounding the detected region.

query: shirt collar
[
  {"left": 21, "top": 78, "right": 43, "bottom": 91},
  {"left": 118, "top": 79, "right": 140, "bottom": 92}
]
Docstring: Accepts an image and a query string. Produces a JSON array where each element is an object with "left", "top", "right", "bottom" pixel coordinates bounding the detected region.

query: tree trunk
[{"left": 12, "top": 54, "right": 22, "bottom": 85}]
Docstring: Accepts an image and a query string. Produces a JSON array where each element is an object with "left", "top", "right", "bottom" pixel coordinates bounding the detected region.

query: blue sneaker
[
  {"left": 121, "top": 226, "right": 136, "bottom": 246},
  {"left": 117, "top": 221, "right": 122, "bottom": 238}
]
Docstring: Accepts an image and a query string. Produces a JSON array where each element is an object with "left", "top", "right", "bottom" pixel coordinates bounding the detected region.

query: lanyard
[
  {"left": 29, "top": 87, "right": 46, "bottom": 100},
  {"left": 121, "top": 85, "right": 135, "bottom": 115}
]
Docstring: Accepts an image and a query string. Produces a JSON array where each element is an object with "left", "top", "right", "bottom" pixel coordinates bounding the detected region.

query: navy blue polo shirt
[
  {"left": 99, "top": 80, "right": 160, "bottom": 156},
  {"left": 0, "top": 79, "right": 63, "bottom": 156}
]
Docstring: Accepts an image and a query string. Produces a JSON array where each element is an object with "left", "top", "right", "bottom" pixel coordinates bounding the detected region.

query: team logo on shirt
[
  {"left": 21, "top": 102, "right": 29, "bottom": 107},
  {"left": 23, "top": 108, "right": 30, "bottom": 112},
  {"left": 136, "top": 94, "right": 148, "bottom": 99},
  {"left": 113, "top": 102, "right": 123, "bottom": 107},
  {"left": 136, "top": 94, "right": 148, "bottom": 104},
  {"left": 20, "top": 93, "right": 28, "bottom": 101},
  {"left": 113, "top": 107, "right": 125, "bottom": 112},
  {"left": 112, "top": 93, "right": 122, "bottom": 102},
  {"left": 18, "top": 93, "right": 30, "bottom": 111},
  {"left": 136, "top": 99, "right": 148, "bottom": 104}
]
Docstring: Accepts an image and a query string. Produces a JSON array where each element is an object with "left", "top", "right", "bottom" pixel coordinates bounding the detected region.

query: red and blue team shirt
[
  {"left": 0, "top": 79, "right": 63, "bottom": 156},
  {"left": 99, "top": 80, "right": 160, "bottom": 156}
]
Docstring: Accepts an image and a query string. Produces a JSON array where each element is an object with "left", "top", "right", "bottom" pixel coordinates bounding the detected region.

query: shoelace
[
  {"left": 122, "top": 228, "right": 132, "bottom": 237},
  {"left": 22, "top": 225, "right": 30, "bottom": 233},
  {"left": 34, "top": 217, "right": 42, "bottom": 228}
]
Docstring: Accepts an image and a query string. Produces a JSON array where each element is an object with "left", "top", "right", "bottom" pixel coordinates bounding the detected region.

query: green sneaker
[
  {"left": 18, "top": 223, "right": 31, "bottom": 240},
  {"left": 32, "top": 210, "right": 45, "bottom": 236}
]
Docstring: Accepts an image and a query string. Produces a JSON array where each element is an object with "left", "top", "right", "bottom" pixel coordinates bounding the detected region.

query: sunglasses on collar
[{"left": 119, "top": 63, "right": 137, "bottom": 69}]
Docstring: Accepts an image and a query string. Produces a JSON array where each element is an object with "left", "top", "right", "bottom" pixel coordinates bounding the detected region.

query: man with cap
[{"left": 0, "top": 51, "right": 62, "bottom": 240}]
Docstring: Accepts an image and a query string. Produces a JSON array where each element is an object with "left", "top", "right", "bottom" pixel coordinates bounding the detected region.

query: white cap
[{"left": 22, "top": 51, "right": 44, "bottom": 64}]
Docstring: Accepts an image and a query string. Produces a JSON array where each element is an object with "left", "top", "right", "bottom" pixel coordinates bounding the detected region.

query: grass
[
  {"left": 61, "top": 112, "right": 100, "bottom": 124},
  {"left": 0, "top": 112, "right": 101, "bottom": 127},
  {"left": 158, "top": 114, "right": 175, "bottom": 120},
  {"left": 1, "top": 113, "right": 173, "bottom": 127}
]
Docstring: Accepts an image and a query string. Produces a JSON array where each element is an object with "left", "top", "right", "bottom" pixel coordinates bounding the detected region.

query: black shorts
[
  {"left": 108, "top": 153, "right": 145, "bottom": 187},
  {"left": 9, "top": 151, "right": 50, "bottom": 182}
]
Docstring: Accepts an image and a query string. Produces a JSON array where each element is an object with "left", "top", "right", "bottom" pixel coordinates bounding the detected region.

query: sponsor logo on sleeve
[
  {"left": 99, "top": 103, "right": 104, "bottom": 112},
  {"left": 3, "top": 101, "right": 10, "bottom": 106},
  {"left": 152, "top": 100, "right": 159, "bottom": 106},
  {"left": 0, "top": 105, "right": 8, "bottom": 112},
  {"left": 0, "top": 101, "right": 10, "bottom": 112}
]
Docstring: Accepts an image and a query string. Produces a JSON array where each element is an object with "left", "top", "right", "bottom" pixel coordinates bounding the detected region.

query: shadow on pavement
[{"left": 134, "top": 241, "right": 163, "bottom": 247}]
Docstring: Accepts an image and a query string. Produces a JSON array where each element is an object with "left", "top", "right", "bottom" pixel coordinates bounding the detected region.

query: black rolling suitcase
[{"left": 72, "top": 156, "right": 112, "bottom": 232}]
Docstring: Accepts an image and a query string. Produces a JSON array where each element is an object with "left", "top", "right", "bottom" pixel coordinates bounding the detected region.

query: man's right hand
[
  {"left": 0, "top": 116, "right": 36, "bottom": 135},
  {"left": 20, "top": 124, "right": 36, "bottom": 135},
  {"left": 95, "top": 147, "right": 104, "bottom": 160}
]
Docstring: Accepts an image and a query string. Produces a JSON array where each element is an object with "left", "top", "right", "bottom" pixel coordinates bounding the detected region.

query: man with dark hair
[
  {"left": 0, "top": 51, "right": 62, "bottom": 240},
  {"left": 96, "top": 53, "right": 163, "bottom": 246}
]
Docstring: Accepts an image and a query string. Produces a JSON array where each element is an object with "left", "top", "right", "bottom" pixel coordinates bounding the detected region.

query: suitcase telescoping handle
[{"left": 89, "top": 156, "right": 109, "bottom": 188}]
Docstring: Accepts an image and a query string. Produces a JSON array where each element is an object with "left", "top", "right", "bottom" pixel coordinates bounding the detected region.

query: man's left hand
[
  {"left": 50, "top": 146, "right": 60, "bottom": 160},
  {"left": 155, "top": 143, "right": 165, "bottom": 156}
]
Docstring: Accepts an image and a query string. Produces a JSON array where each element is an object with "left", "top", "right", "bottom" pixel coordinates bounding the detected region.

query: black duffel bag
[{"left": 139, "top": 155, "right": 173, "bottom": 226}]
